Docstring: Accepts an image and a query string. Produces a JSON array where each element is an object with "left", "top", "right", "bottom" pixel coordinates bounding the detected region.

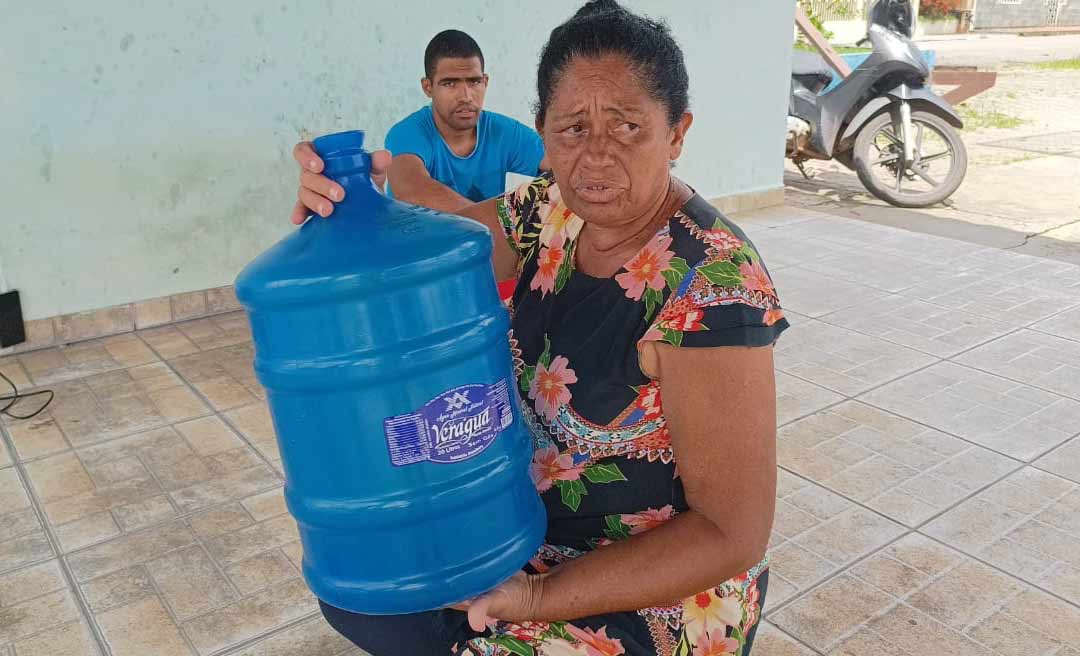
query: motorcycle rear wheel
[{"left": 853, "top": 109, "right": 968, "bottom": 208}]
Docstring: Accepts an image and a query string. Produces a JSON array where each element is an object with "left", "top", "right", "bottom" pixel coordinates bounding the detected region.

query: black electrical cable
[{"left": 0, "top": 369, "right": 54, "bottom": 420}]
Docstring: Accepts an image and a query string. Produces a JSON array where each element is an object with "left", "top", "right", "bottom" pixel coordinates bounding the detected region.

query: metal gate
[{"left": 1046, "top": 0, "right": 1064, "bottom": 25}]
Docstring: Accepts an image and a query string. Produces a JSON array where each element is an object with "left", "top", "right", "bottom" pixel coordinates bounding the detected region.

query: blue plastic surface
[{"left": 234, "top": 130, "right": 546, "bottom": 615}]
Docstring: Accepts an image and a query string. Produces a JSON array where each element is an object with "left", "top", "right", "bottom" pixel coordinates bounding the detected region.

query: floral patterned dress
[{"left": 453, "top": 173, "right": 788, "bottom": 656}]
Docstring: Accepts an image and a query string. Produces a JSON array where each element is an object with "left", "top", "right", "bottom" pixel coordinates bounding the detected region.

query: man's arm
[{"left": 387, "top": 154, "right": 473, "bottom": 213}]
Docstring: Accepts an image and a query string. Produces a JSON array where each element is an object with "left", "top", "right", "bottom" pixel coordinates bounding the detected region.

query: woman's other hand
[
  {"left": 452, "top": 572, "right": 547, "bottom": 632},
  {"left": 290, "top": 141, "right": 392, "bottom": 224}
]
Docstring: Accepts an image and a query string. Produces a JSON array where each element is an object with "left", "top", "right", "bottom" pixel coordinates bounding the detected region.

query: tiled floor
[{"left": 1, "top": 206, "right": 1079, "bottom": 655}]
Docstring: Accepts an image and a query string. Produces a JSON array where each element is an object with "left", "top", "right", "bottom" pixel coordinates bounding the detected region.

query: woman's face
[{"left": 538, "top": 54, "right": 692, "bottom": 228}]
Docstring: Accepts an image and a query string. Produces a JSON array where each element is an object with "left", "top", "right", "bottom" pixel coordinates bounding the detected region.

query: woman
[{"left": 291, "top": 2, "right": 788, "bottom": 654}]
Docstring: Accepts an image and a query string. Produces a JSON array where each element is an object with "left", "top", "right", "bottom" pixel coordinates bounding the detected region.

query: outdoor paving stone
[
  {"left": 79, "top": 565, "right": 158, "bottom": 614},
  {"left": 798, "top": 249, "right": 958, "bottom": 294},
  {"left": 223, "top": 402, "right": 282, "bottom": 466},
  {"left": 0, "top": 469, "right": 53, "bottom": 574},
  {"left": 14, "top": 339, "right": 148, "bottom": 387},
  {"left": 1035, "top": 435, "right": 1080, "bottom": 483},
  {"left": 95, "top": 596, "right": 194, "bottom": 656},
  {"left": 899, "top": 256, "right": 1080, "bottom": 326},
  {"left": 169, "top": 343, "right": 262, "bottom": 412},
  {"left": 861, "top": 361, "right": 1080, "bottom": 461},
  {"left": 775, "top": 319, "right": 937, "bottom": 397},
  {"left": 965, "top": 611, "right": 1063, "bottom": 656},
  {"left": 1032, "top": 305, "right": 1080, "bottom": 342},
  {"left": 54, "top": 512, "right": 121, "bottom": 552},
  {"left": 906, "top": 560, "right": 1025, "bottom": 630},
  {"left": 0, "top": 559, "right": 66, "bottom": 607},
  {"left": 186, "top": 503, "right": 255, "bottom": 540},
  {"left": 223, "top": 615, "right": 356, "bottom": 656},
  {"left": 10, "top": 619, "right": 101, "bottom": 656},
  {"left": 202, "top": 514, "right": 300, "bottom": 566},
  {"left": 174, "top": 314, "right": 251, "bottom": 352},
  {"left": 776, "top": 371, "right": 846, "bottom": 426},
  {"left": 182, "top": 578, "right": 317, "bottom": 655},
  {"left": 779, "top": 401, "right": 1018, "bottom": 526},
  {"left": 5, "top": 415, "right": 69, "bottom": 461},
  {"left": 954, "top": 329, "right": 1080, "bottom": 401},
  {"left": 923, "top": 467, "right": 1080, "bottom": 594},
  {"left": 769, "top": 574, "right": 896, "bottom": 652},
  {"left": 137, "top": 325, "right": 201, "bottom": 360},
  {"left": 820, "top": 294, "right": 1014, "bottom": 357},
  {"left": 147, "top": 544, "right": 239, "bottom": 620},
  {"left": 0, "top": 589, "right": 83, "bottom": 645},
  {"left": 240, "top": 486, "right": 288, "bottom": 521},
  {"left": 768, "top": 474, "right": 904, "bottom": 606},
  {"left": 769, "top": 267, "right": 893, "bottom": 318},
  {"left": 750, "top": 622, "right": 817, "bottom": 656},
  {"left": 866, "top": 604, "right": 992, "bottom": 656},
  {"left": 224, "top": 549, "right": 299, "bottom": 595},
  {"left": 66, "top": 520, "right": 199, "bottom": 582}
]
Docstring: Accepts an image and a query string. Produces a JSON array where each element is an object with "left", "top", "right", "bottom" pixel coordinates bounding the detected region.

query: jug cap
[{"left": 313, "top": 131, "right": 370, "bottom": 178}]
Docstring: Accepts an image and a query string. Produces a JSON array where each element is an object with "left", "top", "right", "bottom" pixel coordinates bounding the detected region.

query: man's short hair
[{"left": 424, "top": 30, "right": 485, "bottom": 80}]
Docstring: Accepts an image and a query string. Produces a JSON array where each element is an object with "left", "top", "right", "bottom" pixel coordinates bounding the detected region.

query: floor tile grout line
[
  {"left": 7, "top": 359, "right": 301, "bottom": 656},
  {"left": 211, "top": 611, "right": 322, "bottom": 656},
  {"left": 761, "top": 620, "right": 827, "bottom": 656},
  {"left": 0, "top": 417, "right": 115, "bottom": 656},
  {"left": 136, "top": 335, "right": 287, "bottom": 481},
  {"left": 806, "top": 305, "right": 1029, "bottom": 361},
  {"left": 140, "top": 561, "right": 206, "bottom": 656},
  {"left": 764, "top": 451, "right": 1061, "bottom": 616},
  {"left": 943, "top": 356, "right": 1080, "bottom": 405},
  {"left": 914, "top": 530, "right": 1080, "bottom": 611},
  {"left": 764, "top": 527, "right": 915, "bottom": 619}
]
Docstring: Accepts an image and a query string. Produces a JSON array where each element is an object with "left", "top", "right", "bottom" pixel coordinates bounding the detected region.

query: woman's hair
[{"left": 536, "top": 0, "right": 689, "bottom": 127}]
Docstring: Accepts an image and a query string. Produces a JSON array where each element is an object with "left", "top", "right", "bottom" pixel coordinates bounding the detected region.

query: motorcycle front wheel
[{"left": 853, "top": 109, "right": 968, "bottom": 208}]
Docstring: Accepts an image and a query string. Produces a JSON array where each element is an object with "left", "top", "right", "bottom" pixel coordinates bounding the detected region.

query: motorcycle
[{"left": 786, "top": 0, "right": 968, "bottom": 208}]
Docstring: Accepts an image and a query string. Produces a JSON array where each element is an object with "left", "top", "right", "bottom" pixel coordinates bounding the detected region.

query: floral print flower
[
  {"left": 641, "top": 295, "right": 706, "bottom": 343},
  {"left": 692, "top": 631, "right": 740, "bottom": 656},
  {"left": 634, "top": 382, "right": 663, "bottom": 419},
  {"left": 565, "top": 624, "right": 626, "bottom": 656},
  {"left": 616, "top": 234, "right": 675, "bottom": 300},
  {"left": 539, "top": 195, "right": 584, "bottom": 247},
  {"left": 530, "top": 445, "right": 585, "bottom": 493},
  {"left": 682, "top": 589, "right": 744, "bottom": 643},
  {"left": 620, "top": 505, "right": 674, "bottom": 535},
  {"left": 531, "top": 233, "right": 567, "bottom": 297},
  {"left": 738, "top": 261, "right": 774, "bottom": 296},
  {"left": 529, "top": 354, "right": 577, "bottom": 421},
  {"left": 763, "top": 308, "right": 785, "bottom": 326},
  {"left": 702, "top": 228, "right": 744, "bottom": 255}
]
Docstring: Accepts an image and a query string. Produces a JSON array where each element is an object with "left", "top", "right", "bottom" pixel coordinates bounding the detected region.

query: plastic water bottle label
[{"left": 383, "top": 379, "right": 514, "bottom": 466}]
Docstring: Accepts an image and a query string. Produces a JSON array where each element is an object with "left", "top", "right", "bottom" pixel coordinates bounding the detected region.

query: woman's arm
[{"left": 463, "top": 344, "right": 777, "bottom": 628}]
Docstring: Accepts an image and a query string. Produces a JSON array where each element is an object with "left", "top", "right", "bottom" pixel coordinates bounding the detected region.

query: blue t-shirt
[{"left": 385, "top": 106, "right": 545, "bottom": 203}]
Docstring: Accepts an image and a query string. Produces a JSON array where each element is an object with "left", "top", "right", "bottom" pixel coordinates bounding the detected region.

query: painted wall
[
  {"left": 975, "top": 0, "right": 1080, "bottom": 29},
  {"left": 0, "top": 1, "right": 796, "bottom": 320}
]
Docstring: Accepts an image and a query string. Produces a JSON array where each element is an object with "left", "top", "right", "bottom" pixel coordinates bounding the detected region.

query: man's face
[{"left": 422, "top": 57, "right": 488, "bottom": 131}]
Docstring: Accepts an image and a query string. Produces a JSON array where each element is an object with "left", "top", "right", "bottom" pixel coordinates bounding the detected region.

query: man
[{"left": 385, "top": 29, "right": 546, "bottom": 212}]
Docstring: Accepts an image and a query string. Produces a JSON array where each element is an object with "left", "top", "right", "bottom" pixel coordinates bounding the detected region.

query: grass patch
[
  {"left": 1033, "top": 56, "right": 1080, "bottom": 71},
  {"left": 958, "top": 104, "right": 1026, "bottom": 130},
  {"left": 793, "top": 42, "right": 870, "bottom": 55}
]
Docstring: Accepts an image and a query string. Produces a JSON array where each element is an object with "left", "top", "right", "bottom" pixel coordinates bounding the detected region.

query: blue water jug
[{"left": 234, "top": 130, "right": 546, "bottom": 614}]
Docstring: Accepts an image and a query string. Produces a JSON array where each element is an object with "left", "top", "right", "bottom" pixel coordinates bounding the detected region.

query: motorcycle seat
[{"left": 791, "top": 51, "right": 835, "bottom": 88}]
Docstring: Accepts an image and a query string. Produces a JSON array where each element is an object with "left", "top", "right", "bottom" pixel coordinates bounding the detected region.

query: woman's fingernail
[
  {"left": 329, "top": 188, "right": 339, "bottom": 201},
  {"left": 320, "top": 204, "right": 330, "bottom": 216},
  {"left": 310, "top": 160, "right": 319, "bottom": 170}
]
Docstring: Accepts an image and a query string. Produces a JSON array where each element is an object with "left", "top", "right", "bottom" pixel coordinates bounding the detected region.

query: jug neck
[{"left": 312, "top": 131, "right": 382, "bottom": 213}]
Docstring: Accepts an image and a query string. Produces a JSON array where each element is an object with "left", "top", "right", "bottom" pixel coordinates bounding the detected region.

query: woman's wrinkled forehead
[{"left": 544, "top": 55, "right": 660, "bottom": 121}]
